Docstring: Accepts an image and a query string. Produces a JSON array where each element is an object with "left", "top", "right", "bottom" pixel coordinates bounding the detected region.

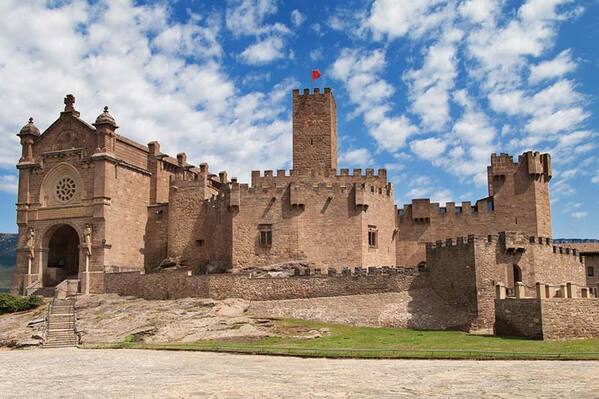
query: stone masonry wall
[
  {"left": 292, "top": 88, "right": 337, "bottom": 171},
  {"left": 104, "top": 270, "right": 428, "bottom": 301},
  {"left": 427, "top": 238, "right": 478, "bottom": 318},
  {"left": 230, "top": 179, "right": 396, "bottom": 270},
  {"left": 144, "top": 204, "right": 169, "bottom": 271},
  {"left": 104, "top": 165, "right": 150, "bottom": 271},
  {"left": 495, "top": 298, "right": 599, "bottom": 339},
  {"left": 397, "top": 152, "right": 552, "bottom": 266},
  {"left": 540, "top": 299, "right": 599, "bottom": 339},
  {"left": 494, "top": 299, "right": 543, "bottom": 338},
  {"left": 427, "top": 233, "right": 586, "bottom": 331}
]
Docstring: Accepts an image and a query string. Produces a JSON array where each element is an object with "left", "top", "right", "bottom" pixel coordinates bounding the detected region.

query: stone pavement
[{"left": 0, "top": 349, "right": 597, "bottom": 398}]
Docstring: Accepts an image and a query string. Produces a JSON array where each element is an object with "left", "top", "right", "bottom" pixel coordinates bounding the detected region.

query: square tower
[{"left": 292, "top": 88, "right": 337, "bottom": 171}]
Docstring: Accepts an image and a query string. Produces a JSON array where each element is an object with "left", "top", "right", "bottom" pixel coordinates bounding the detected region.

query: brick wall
[{"left": 104, "top": 270, "right": 428, "bottom": 301}]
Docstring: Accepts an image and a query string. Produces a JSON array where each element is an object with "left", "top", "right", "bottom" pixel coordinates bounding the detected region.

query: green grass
[
  {"left": 83, "top": 319, "right": 599, "bottom": 360},
  {"left": 0, "top": 292, "right": 43, "bottom": 314}
]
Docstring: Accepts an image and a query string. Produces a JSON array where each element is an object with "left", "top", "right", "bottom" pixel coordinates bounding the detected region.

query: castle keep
[{"left": 11, "top": 88, "right": 592, "bottom": 336}]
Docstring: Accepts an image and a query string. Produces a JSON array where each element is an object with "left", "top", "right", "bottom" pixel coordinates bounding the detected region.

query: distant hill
[
  {"left": 553, "top": 239, "right": 599, "bottom": 243},
  {"left": 0, "top": 233, "right": 17, "bottom": 290}
]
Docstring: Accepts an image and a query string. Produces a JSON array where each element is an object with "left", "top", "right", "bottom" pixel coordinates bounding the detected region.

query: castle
[{"left": 11, "top": 88, "right": 594, "bottom": 336}]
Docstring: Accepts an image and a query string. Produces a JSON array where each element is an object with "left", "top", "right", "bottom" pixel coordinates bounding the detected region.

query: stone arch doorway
[
  {"left": 44, "top": 224, "right": 80, "bottom": 287},
  {"left": 513, "top": 264, "right": 522, "bottom": 284}
]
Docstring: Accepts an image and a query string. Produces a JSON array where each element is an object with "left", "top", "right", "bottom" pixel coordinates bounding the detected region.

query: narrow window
[
  {"left": 310, "top": 138, "right": 313, "bottom": 145},
  {"left": 588, "top": 266, "right": 594, "bottom": 277},
  {"left": 259, "top": 224, "right": 272, "bottom": 247},
  {"left": 196, "top": 239, "right": 205, "bottom": 247},
  {"left": 368, "top": 225, "right": 377, "bottom": 248}
]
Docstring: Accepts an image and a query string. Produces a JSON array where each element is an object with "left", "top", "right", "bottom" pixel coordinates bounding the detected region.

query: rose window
[{"left": 55, "top": 176, "right": 76, "bottom": 202}]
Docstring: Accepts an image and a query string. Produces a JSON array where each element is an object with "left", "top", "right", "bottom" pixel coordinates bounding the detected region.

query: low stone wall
[
  {"left": 494, "top": 299, "right": 542, "bottom": 339},
  {"left": 104, "top": 270, "right": 429, "bottom": 301},
  {"left": 541, "top": 299, "right": 599, "bottom": 340},
  {"left": 495, "top": 298, "right": 599, "bottom": 339}
]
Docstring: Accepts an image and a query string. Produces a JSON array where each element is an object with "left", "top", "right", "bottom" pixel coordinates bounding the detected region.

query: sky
[{"left": 0, "top": 0, "right": 598, "bottom": 238}]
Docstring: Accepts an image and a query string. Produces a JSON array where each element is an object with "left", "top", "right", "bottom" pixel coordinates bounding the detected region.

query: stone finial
[
  {"left": 93, "top": 105, "right": 118, "bottom": 128},
  {"left": 64, "top": 94, "right": 76, "bottom": 112},
  {"left": 19, "top": 117, "right": 40, "bottom": 137}
]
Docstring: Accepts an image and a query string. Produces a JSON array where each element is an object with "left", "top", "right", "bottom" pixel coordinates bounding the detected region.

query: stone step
[{"left": 44, "top": 344, "right": 77, "bottom": 348}]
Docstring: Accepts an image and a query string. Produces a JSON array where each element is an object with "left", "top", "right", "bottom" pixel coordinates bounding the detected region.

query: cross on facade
[{"left": 64, "top": 94, "right": 76, "bottom": 112}]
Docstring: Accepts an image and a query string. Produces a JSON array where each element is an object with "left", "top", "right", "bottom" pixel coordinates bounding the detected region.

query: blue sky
[{"left": 0, "top": 0, "right": 598, "bottom": 238}]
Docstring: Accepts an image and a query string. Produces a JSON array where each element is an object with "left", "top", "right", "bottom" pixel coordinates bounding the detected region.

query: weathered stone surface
[{"left": 1, "top": 350, "right": 598, "bottom": 398}]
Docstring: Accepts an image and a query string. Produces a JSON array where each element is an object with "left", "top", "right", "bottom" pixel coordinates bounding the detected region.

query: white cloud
[
  {"left": 466, "top": 0, "right": 577, "bottom": 91},
  {"left": 309, "top": 49, "right": 323, "bottom": 61},
  {"left": 0, "top": 175, "right": 17, "bottom": 193},
  {"left": 290, "top": 9, "right": 305, "bottom": 27},
  {"left": 225, "top": 0, "right": 279, "bottom": 36},
  {"left": 410, "top": 138, "right": 447, "bottom": 160},
  {"left": 331, "top": 48, "right": 418, "bottom": 152},
  {"left": 404, "top": 176, "right": 453, "bottom": 204},
  {"left": 366, "top": 0, "right": 452, "bottom": 40},
  {"left": 338, "top": 148, "right": 374, "bottom": 166},
  {"left": 571, "top": 211, "right": 587, "bottom": 219},
  {"left": 152, "top": 14, "right": 222, "bottom": 59},
  {"left": 404, "top": 27, "right": 461, "bottom": 131},
  {"left": 526, "top": 107, "right": 589, "bottom": 135},
  {"left": 0, "top": 0, "right": 296, "bottom": 181},
  {"left": 459, "top": 0, "right": 499, "bottom": 24},
  {"left": 240, "top": 36, "right": 285, "bottom": 64},
  {"left": 226, "top": 0, "right": 291, "bottom": 65},
  {"left": 529, "top": 49, "right": 577, "bottom": 84}
]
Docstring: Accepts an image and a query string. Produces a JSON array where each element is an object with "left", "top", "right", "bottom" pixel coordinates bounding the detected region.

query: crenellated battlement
[
  {"left": 489, "top": 151, "right": 551, "bottom": 181},
  {"left": 292, "top": 87, "right": 333, "bottom": 98},
  {"left": 250, "top": 168, "right": 388, "bottom": 186},
  {"left": 425, "top": 232, "right": 582, "bottom": 262},
  {"left": 398, "top": 197, "right": 494, "bottom": 223}
]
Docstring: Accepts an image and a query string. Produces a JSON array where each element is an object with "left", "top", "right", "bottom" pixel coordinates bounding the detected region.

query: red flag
[{"left": 311, "top": 69, "right": 321, "bottom": 81}]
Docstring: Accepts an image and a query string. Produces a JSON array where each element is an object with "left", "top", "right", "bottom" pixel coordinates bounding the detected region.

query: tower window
[
  {"left": 310, "top": 138, "right": 313, "bottom": 145},
  {"left": 588, "top": 267, "right": 594, "bottom": 277},
  {"left": 259, "top": 224, "right": 272, "bottom": 247},
  {"left": 368, "top": 225, "right": 377, "bottom": 248}
]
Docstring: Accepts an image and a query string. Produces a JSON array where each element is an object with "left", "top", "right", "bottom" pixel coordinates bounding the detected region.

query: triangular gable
[{"left": 34, "top": 114, "right": 98, "bottom": 157}]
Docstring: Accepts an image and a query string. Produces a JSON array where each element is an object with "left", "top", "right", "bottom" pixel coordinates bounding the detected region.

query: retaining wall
[{"left": 104, "top": 270, "right": 429, "bottom": 301}]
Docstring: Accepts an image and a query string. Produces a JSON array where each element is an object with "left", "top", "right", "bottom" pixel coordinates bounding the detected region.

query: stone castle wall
[
  {"left": 427, "top": 233, "right": 586, "bottom": 331},
  {"left": 397, "top": 152, "right": 552, "bottom": 266},
  {"left": 292, "top": 88, "right": 337, "bottom": 171},
  {"left": 495, "top": 298, "right": 599, "bottom": 340},
  {"left": 104, "top": 269, "right": 428, "bottom": 301}
]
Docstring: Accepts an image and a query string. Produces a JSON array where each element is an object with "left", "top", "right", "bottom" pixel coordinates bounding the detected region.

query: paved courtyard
[{"left": 0, "top": 349, "right": 598, "bottom": 398}]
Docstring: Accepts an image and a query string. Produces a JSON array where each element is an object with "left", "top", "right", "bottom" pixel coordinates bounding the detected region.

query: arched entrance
[
  {"left": 45, "top": 225, "right": 80, "bottom": 287},
  {"left": 513, "top": 264, "right": 522, "bottom": 284}
]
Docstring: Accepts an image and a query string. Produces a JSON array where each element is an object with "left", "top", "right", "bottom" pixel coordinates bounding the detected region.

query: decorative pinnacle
[
  {"left": 28, "top": 117, "right": 33, "bottom": 124},
  {"left": 103, "top": 106, "right": 109, "bottom": 112}
]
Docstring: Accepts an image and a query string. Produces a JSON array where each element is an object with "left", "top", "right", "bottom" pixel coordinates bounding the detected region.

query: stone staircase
[{"left": 44, "top": 298, "right": 78, "bottom": 348}]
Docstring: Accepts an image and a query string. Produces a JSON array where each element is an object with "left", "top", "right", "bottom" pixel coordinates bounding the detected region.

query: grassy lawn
[{"left": 83, "top": 319, "right": 599, "bottom": 360}]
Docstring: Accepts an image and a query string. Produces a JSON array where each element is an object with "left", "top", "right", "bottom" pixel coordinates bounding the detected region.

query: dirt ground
[{"left": 1, "top": 349, "right": 598, "bottom": 398}]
